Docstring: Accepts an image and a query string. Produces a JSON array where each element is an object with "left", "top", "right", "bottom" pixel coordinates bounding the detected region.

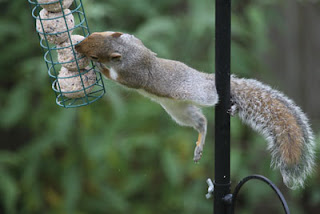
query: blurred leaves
[
  {"left": 0, "top": 167, "right": 18, "bottom": 214},
  {"left": 0, "top": 0, "right": 319, "bottom": 214}
]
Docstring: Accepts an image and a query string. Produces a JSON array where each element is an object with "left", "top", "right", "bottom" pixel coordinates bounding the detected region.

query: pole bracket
[
  {"left": 206, "top": 178, "right": 215, "bottom": 199},
  {"left": 222, "top": 194, "right": 233, "bottom": 205}
]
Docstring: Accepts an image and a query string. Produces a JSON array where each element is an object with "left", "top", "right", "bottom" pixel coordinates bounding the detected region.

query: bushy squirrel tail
[{"left": 230, "top": 76, "right": 316, "bottom": 189}]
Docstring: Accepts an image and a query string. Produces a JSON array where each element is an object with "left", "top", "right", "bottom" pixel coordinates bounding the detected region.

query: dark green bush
[{"left": 0, "top": 0, "right": 319, "bottom": 213}]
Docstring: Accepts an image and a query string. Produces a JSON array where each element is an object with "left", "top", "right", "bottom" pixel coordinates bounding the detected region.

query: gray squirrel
[{"left": 75, "top": 31, "right": 316, "bottom": 189}]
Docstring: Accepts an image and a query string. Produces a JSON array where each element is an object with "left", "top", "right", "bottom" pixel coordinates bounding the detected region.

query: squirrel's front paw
[
  {"left": 193, "top": 145, "right": 203, "bottom": 162},
  {"left": 95, "top": 62, "right": 104, "bottom": 72}
]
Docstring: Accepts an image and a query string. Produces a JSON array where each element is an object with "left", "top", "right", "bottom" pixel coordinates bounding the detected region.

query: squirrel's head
[
  {"left": 76, "top": 31, "right": 156, "bottom": 69},
  {"left": 75, "top": 31, "right": 124, "bottom": 64}
]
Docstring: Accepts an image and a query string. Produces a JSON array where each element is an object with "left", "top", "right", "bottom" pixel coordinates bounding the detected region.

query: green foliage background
[{"left": 0, "top": 0, "right": 319, "bottom": 213}]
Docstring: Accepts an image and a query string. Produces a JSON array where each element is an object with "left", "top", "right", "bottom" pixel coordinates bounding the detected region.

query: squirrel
[{"left": 75, "top": 31, "right": 316, "bottom": 189}]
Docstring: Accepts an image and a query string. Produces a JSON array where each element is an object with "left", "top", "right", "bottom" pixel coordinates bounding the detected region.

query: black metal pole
[{"left": 214, "top": 0, "right": 231, "bottom": 213}]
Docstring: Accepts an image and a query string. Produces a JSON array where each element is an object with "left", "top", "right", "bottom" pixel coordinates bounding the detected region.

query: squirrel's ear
[
  {"left": 110, "top": 52, "right": 122, "bottom": 60},
  {"left": 111, "top": 32, "right": 123, "bottom": 38}
]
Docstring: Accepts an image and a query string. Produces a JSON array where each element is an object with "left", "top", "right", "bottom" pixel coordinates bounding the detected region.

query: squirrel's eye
[{"left": 90, "top": 56, "right": 99, "bottom": 61}]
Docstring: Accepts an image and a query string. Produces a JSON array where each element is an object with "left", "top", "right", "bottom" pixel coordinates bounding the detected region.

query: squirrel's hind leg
[
  {"left": 187, "top": 105, "right": 207, "bottom": 162},
  {"left": 159, "top": 101, "right": 207, "bottom": 162}
]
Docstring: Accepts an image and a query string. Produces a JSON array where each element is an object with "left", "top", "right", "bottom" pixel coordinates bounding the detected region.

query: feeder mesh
[{"left": 29, "top": 0, "right": 105, "bottom": 108}]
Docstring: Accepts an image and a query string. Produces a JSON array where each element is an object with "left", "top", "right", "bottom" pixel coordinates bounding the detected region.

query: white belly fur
[{"left": 137, "top": 89, "right": 168, "bottom": 104}]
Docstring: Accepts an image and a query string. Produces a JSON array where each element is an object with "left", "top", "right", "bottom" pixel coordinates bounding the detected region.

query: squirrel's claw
[
  {"left": 95, "top": 62, "right": 105, "bottom": 72},
  {"left": 228, "top": 104, "right": 238, "bottom": 117},
  {"left": 94, "top": 62, "right": 112, "bottom": 80}
]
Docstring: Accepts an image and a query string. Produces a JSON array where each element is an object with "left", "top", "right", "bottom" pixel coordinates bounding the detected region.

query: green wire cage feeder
[{"left": 29, "top": 0, "right": 105, "bottom": 108}]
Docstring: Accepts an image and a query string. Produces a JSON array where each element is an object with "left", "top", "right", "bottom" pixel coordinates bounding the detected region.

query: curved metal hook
[{"left": 231, "top": 174, "right": 290, "bottom": 214}]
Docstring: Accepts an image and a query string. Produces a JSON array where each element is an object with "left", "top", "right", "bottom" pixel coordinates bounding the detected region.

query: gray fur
[
  {"left": 230, "top": 77, "right": 315, "bottom": 189},
  {"left": 77, "top": 32, "right": 316, "bottom": 188},
  {"left": 118, "top": 33, "right": 315, "bottom": 188},
  {"left": 111, "top": 34, "right": 219, "bottom": 106}
]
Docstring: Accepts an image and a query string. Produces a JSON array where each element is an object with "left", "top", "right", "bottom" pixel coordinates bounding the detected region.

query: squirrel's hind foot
[
  {"left": 227, "top": 103, "right": 238, "bottom": 116},
  {"left": 193, "top": 131, "right": 205, "bottom": 162},
  {"left": 193, "top": 144, "right": 203, "bottom": 162}
]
